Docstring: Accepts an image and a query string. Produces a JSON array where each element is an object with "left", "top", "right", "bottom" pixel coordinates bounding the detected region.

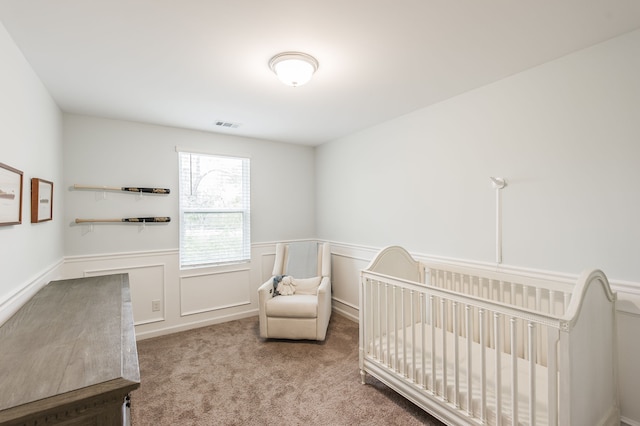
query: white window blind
[{"left": 178, "top": 151, "right": 250, "bottom": 268}]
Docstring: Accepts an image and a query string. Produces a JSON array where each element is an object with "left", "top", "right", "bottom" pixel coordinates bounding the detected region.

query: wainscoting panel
[
  {"left": 180, "top": 268, "right": 251, "bottom": 316},
  {"left": 84, "top": 264, "right": 165, "bottom": 325},
  {"left": 329, "top": 248, "right": 373, "bottom": 321}
]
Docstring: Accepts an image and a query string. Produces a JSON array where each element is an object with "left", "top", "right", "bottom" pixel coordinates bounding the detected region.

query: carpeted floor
[{"left": 131, "top": 314, "right": 445, "bottom": 425}]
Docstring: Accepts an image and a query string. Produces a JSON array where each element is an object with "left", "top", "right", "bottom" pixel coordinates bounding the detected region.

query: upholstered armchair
[{"left": 258, "top": 242, "right": 331, "bottom": 341}]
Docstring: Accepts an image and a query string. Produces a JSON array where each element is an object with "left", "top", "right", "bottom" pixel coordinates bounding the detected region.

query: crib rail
[
  {"left": 425, "top": 262, "right": 574, "bottom": 317},
  {"left": 360, "top": 270, "right": 566, "bottom": 426}
]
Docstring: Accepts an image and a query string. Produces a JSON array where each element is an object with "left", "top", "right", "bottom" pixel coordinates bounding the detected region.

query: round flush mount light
[{"left": 269, "top": 51, "right": 319, "bottom": 87}]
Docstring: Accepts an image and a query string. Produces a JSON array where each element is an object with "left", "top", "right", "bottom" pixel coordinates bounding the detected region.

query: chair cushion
[
  {"left": 292, "top": 276, "right": 321, "bottom": 295},
  {"left": 265, "top": 294, "right": 318, "bottom": 318}
]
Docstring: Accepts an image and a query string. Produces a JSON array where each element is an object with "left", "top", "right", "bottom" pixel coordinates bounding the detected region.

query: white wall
[
  {"left": 317, "top": 29, "right": 640, "bottom": 424},
  {"left": 318, "top": 29, "right": 640, "bottom": 282},
  {"left": 0, "top": 22, "right": 64, "bottom": 324},
  {"left": 62, "top": 115, "right": 316, "bottom": 338}
]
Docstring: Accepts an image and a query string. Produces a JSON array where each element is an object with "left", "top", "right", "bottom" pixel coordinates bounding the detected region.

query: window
[{"left": 178, "top": 151, "right": 250, "bottom": 268}]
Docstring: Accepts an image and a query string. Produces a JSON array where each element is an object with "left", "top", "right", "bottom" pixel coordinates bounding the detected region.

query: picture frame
[
  {"left": 0, "top": 162, "right": 23, "bottom": 226},
  {"left": 31, "top": 178, "right": 53, "bottom": 223}
]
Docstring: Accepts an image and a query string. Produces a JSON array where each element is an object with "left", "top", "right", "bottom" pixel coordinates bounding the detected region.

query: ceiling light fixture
[{"left": 269, "top": 51, "right": 318, "bottom": 87}]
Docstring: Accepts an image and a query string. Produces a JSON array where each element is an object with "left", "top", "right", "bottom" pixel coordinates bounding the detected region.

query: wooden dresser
[{"left": 0, "top": 274, "right": 140, "bottom": 426}]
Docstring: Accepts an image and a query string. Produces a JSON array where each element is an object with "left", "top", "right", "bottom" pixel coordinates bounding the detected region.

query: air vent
[{"left": 214, "top": 120, "right": 241, "bottom": 129}]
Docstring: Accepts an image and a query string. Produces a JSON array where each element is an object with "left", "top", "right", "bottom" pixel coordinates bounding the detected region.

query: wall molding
[
  {"left": 0, "top": 258, "right": 64, "bottom": 326},
  {"left": 331, "top": 251, "right": 371, "bottom": 263},
  {"left": 251, "top": 239, "right": 315, "bottom": 249},
  {"left": 610, "top": 279, "right": 640, "bottom": 297},
  {"left": 64, "top": 248, "right": 178, "bottom": 263},
  {"left": 180, "top": 266, "right": 250, "bottom": 278}
]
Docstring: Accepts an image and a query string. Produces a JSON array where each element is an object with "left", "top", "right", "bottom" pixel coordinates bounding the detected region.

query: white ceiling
[{"left": 1, "top": 1, "right": 640, "bottom": 146}]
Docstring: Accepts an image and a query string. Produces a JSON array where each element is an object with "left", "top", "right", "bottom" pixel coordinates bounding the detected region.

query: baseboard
[
  {"left": 136, "top": 305, "right": 360, "bottom": 341},
  {"left": 332, "top": 309, "right": 358, "bottom": 323},
  {"left": 597, "top": 405, "right": 621, "bottom": 426},
  {"left": 622, "top": 416, "right": 640, "bottom": 426},
  {"left": 332, "top": 297, "right": 358, "bottom": 323},
  {"left": 135, "top": 309, "right": 258, "bottom": 341},
  {"left": 136, "top": 305, "right": 357, "bottom": 341},
  {"left": 0, "top": 259, "right": 64, "bottom": 327}
]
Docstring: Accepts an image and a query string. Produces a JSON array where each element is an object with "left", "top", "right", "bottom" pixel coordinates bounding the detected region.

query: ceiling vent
[{"left": 214, "top": 120, "right": 241, "bottom": 129}]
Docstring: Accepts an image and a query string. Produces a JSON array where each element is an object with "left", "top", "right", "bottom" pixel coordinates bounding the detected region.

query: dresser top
[{"left": 0, "top": 274, "right": 140, "bottom": 418}]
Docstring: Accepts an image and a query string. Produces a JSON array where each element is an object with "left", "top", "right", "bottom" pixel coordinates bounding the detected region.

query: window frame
[{"left": 177, "top": 149, "right": 251, "bottom": 269}]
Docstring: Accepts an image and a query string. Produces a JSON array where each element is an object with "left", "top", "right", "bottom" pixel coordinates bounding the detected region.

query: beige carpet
[{"left": 131, "top": 314, "right": 445, "bottom": 425}]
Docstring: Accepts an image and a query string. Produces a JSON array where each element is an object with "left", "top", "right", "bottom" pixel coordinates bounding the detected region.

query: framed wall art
[
  {"left": 0, "top": 162, "right": 23, "bottom": 226},
  {"left": 31, "top": 178, "right": 53, "bottom": 223}
]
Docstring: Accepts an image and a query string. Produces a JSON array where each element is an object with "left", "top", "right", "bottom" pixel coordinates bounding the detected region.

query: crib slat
[
  {"left": 431, "top": 295, "right": 437, "bottom": 395},
  {"left": 411, "top": 290, "right": 416, "bottom": 383},
  {"left": 440, "top": 298, "right": 449, "bottom": 401},
  {"left": 499, "top": 281, "right": 506, "bottom": 354},
  {"left": 510, "top": 317, "right": 518, "bottom": 426},
  {"left": 522, "top": 286, "right": 529, "bottom": 360},
  {"left": 536, "top": 287, "right": 543, "bottom": 363},
  {"left": 490, "top": 279, "right": 495, "bottom": 301},
  {"left": 453, "top": 301, "right": 460, "bottom": 408},
  {"left": 480, "top": 308, "right": 487, "bottom": 423},
  {"left": 362, "top": 279, "right": 367, "bottom": 355},
  {"left": 466, "top": 304, "right": 473, "bottom": 416},
  {"left": 402, "top": 288, "right": 407, "bottom": 378},
  {"left": 529, "top": 322, "right": 536, "bottom": 426},
  {"left": 374, "top": 281, "right": 384, "bottom": 361},
  {"left": 441, "top": 298, "right": 448, "bottom": 401},
  {"left": 491, "top": 280, "right": 498, "bottom": 349},
  {"left": 394, "top": 286, "right": 398, "bottom": 372},
  {"left": 465, "top": 273, "right": 470, "bottom": 295},
  {"left": 494, "top": 312, "right": 502, "bottom": 426},
  {"left": 547, "top": 328, "right": 559, "bottom": 426},
  {"left": 421, "top": 293, "right": 426, "bottom": 389},
  {"left": 368, "top": 279, "right": 374, "bottom": 357},
  {"left": 386, "top": 284, "right": 390, "bottom": 366}
]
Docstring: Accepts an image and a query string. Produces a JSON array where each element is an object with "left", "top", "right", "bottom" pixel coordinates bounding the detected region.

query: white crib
[{"left": 359, "top": 246, "right": 619, "bottom": 426}]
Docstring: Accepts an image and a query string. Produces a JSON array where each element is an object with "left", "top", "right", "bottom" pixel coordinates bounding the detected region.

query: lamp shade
[{"left": 269, "top": 52, "right": 318, "bottom": 87}]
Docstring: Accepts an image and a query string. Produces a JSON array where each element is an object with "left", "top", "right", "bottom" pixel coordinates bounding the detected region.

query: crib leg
[{"left": 360, "top": 369, "right": 367, "bottom": 384}]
